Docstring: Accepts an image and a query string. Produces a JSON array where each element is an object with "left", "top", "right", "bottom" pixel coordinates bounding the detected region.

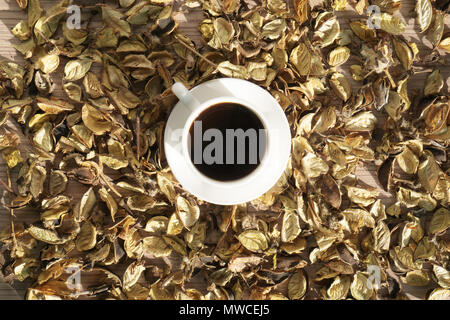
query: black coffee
[{"left": 188, "top": 102, "right": 265, "bottom": 181}]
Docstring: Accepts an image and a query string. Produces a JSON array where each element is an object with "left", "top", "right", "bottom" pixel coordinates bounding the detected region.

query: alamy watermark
[
  {"left": 66, "top": 266, "right": 82, "bottom": 291},
  {"left": 189, "top": 121, "right": 266, "bottom": 165},
  {"left": 367, "top": 265, "right": 381, "bottom": 289},
  {"left": 366, "top": 5, "right": 381, "bottom": 30},
  {"left": 66, "top": 5, "right": 81, "bottom": 30}
]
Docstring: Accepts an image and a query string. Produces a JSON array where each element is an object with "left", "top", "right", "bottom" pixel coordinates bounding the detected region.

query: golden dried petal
[
  {"left": 71, "top": 124, "right": 94, "bottom": 149},
  {"left": 396, "top": 146, "right": 419, "bottom": 174},
  {"left": 424, "top": 69, "right": 444, "bottom": 96},
  {"left": 27, "top": 0, "right": 42, "bottom": 27},
  {"left": 346, "top": 186, "right": 378, "bottom": 207},
  {"left": 123, "top": 261, "right": 145, "bottom": 290},
  {"left": 81, "top": 104, "right": 113, "bottom": 135},
  {"left": 34, "top": 8, "right": 65, "bottom": 45},
  {"left": 167, "top": 213, "right": 183, "bottom": 236},
  {"left": 162, "top": 235, "right": 187, "bottom": 256},
  {"left": 213, "top": 17, "right": 234, "bottom": 45},
  {"left": 349, "top": 21, "right": 376, "bottom": 41},
  {"left": 247, "top": 62, "right": 267, "bottom": 81},
  {"left": 63, "top": 82, "right": 82, "bottom": 103},
  {"left": 426, "top": 11, "right": 444, "bottom": 47},
  {"left": 64, "top": 59, "right": 92, "bottom": 81},
  {"left": 418, "top": 152, "right": 441, "bottom": 193},
  {"left": 373, "top": 221, "right": 390, "bottom": 252},
  {"left": 433, "top": 265, "right": 450, "bottom": 289},
  {"left": 428, "top": 288, "right": 450, "bottom": 300},
  {"left": 184, "top": 222, "right": 206, "bottom": 250},
  {"left": 99, "top": 138, "right": 129, "bottom": 170},
  {"left": 281, "top": 236, "right": 307, "bottom": 254},
  {"left": 393, "top": 38, "right": 414, "bottom": 71},
  {"left": 127, "top": 194, "right": 155, "bottom": 212},
  {"left": 35, "top": 52, "right": 59, "bottom": 74},
  {"left": 157, "top": 173, "right": 176, "bottom": 204},
  {"left": 301, "top": 152, "right": 329, "bottom": 179},
  {"left": 98, "top": 187, "right": 118, "bottom": 222},
  {"left": 267, "top": 0, "right": 287, "bottom": 14},
  {"left": 209, "top": 268, "right": 233, "bottom": 287},
  {"left": 143, "top": 236, "right": 172, "bottom": 258},
  {"left": 62, "top": 24, "right": 88, "bottom": 45},
  {"left": 293, "top": 0, "right": 310, "bottom": 24},
  {"left": 76, "top": 221, "right": 97, "bottom": 251},
  {"left": 49, "top": 170, "right": 67, "bottom": 196},
  {"left": 145, "top": 216, "right": 168, "bottom": 233},
  {"left": 149, "top": 283, "right": 172, "bottom": 300},
  {"left": 332, "top": 0, "right": 347, "bottom": 10},
  {"left": 330, "top": 72, "right": 351, "bottom": 101},
  {"left": 423, "top": 100, "right": 449, "bottom": 135},
  {"left": 217, "top": 61, "right": 250, "bottom": 79},
  {"left": 28, "top": 225, "right": 66, "bottom": 244},
  {"left": 261, "top": 19, "right": 286, "bottom": 40},
  {"left": 415, "top": 0, "right": 432, "bottom": 32},
  {"left": 33, "top": 122, "right": 53, "bottom": 152},
  {"left": 175, "top": 196, "right": 200, "bottom": 228},
  {"left": 148, "top": 51, "right": 174, "bottom": 67},
  {"left": 350, "top": 272, "right": 373, "bottom": 300},
  {"left": 120, "top": 0, "right": 135, "bottom": 7},
  {"left": 237, "top": 230, "right": 268, "bottom": 252},
  {"left": 96, "top": 27, "right": 118, "bottom": 48},
  {"left": 83, "top": 72, "right": 104, "bottom": 99},
  {"left": 402, "top": 270, "right": 430, "bottom": 286},
  {"left": 379, "top": 13, "right": 406, "bottom": 35},
  {"left": 288, "top": 270, "right": 307, "bottom": 299},
  {"left": 328, "top": 46, "right": 350, "bottom": 66},
  {"left": 402, "top": 214, "right": 423, "bottom": 246},
  {"left": 433, "top": 174, "right": 450, "bottom": 204},
  {"left": 2, "top": 148, "right": 23, "bottom": 168},
  {"left": 281, "top": 210, "right": 301, "bottom": 243},
  {"left": 124, "top": 228, "right": 144, "bottom": 259},
  {"left": 289, "top": 43, "right": 311, "bottom": 76},
  {"left": 16, "top": 0, "right": 28, "bottom": 9},
  {"left": 107, "top": 88, "right": 140, "bottom": 115},
  {"left": 76, "top": 187, "right": 96, "bottom": 222},
  {"left": 102, "top": 6, "right": 131, "bottom": 38},
  {"left": 327, "top": 276, "right": 351, "bottom": 300},
  {"left": 314, "top": 13, "right": 340, "bottom": 47},
  {"left": 36, "top": 96, "right": 74, "bottom": 114},
  {"left": 344, "top": 111, "right": 377, "bottom": 131},
  {"left": 341, "top": 208, "right": 375, "bottom": 230},
  {"left": 414, "top": 236, "right": 436, "bottom": 260},
  {"left": 228, "top": 255, "right": 264, "bottom": 273},
  {"left": 199, "top": 19, "right": 214, "bottom": 40},
  {"left": 397, "top": 187, "right": 436, "bottom": 211},
  {"left": 124, "top": 283, "right": 149, "bottom": 300},
  {"left": 391, "top": 246, "right": 419, "bottom": 271},
  {"left": 429, "top": 208, "right": 450, "bottom": 234}
]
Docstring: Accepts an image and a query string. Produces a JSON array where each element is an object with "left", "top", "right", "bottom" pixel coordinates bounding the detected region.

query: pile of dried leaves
[{"left": 0, "top": 0, "right": 449, "bottom": 300}]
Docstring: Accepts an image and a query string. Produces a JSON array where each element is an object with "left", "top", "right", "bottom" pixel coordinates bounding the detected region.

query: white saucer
[{"left": 164, "top": 78, "right": 291, "bottom": 205}]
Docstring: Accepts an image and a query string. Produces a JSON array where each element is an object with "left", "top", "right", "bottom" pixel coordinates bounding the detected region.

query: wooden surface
[{"left": 0, "top": 0, "right": 448, "bottom": 299}]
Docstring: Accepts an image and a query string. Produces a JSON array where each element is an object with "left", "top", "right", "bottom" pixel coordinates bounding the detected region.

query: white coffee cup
[{"left": 164, "top": 78, "right": 291, "bottom": 205}]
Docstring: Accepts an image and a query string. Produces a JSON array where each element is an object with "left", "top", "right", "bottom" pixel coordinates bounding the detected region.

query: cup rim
[
  {"left": 164, "top": 78, "right": 291, "bottom": 205},
  {"left": 181, "top": 96, "right": 270, "bottom": 187}
]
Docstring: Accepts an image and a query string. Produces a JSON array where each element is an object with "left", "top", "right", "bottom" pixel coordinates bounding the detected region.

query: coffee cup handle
[{"left": 171, "top": 82, "right": 198, "bottom": 112}]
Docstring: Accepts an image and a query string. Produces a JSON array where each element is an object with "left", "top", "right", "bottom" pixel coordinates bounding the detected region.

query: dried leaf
[
  {"left": 350, "top": 272, "right": 373, "bottom": 300},
  {"left": 237, "top": 230, "right": 268, "bottom": 252},
  {"left": 175, "top": 196, "right": 200, "bottom": 228},
  {"left": 281, "top": 211, "right": 301, "bottom": 243},
  {"left": 288, "top": 270, "right": 307, "bottom": 299},
  {"left": 415, "top": 0, "right": 433, "bottom": 32},
  {"left": 76, "top": 221, "right": 97, "bottom": 251}
]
